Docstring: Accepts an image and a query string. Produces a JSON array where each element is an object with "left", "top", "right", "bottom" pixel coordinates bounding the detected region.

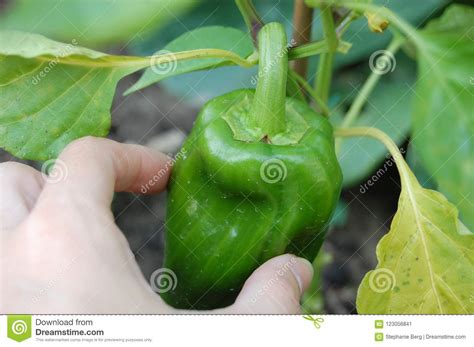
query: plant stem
[
  {"left": 291, "top": 0, "right": 314, "bottom": 78},
  {"left": 332, "top": 2, "right": 422, "bottom": 45},
  {"left": 289, "top": 40, "right": 351, "bottom": 60},
  {"left": 287, "top": 72, "right": 307, "bottom": 101},
  {"left": 334, "top": 127, "right": 410, "bottom": 184},
  {"left": 235, "top": 0, "right": 264, "bottom": 46},
  {"left": 320, "top": 5, "right": 338, "bottom": 51},
  {"left": 315, "top": 53, "right": 333, "bottom": 102},
  {"left": 335, "top": 10, "right": 357, "bottom": 37},
  {"left": 288, "top": 69, "right": 329, "bottom": 116},
  {"left": 315, "top": 5, "right": 337, "bottom": 104},
  {"left": 249, "top": 22, "right": 288, "bottom": 137},
  {"left": 340, "top": 38, "right": 403, "bottom": 129}
]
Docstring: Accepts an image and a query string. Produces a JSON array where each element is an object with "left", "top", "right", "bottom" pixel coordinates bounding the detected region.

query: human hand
[{"left": 0, "top": 137, "right": 313, "bottom": 314}]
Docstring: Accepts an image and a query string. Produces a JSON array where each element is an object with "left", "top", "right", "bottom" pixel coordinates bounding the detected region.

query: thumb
[{"left": 231, "top": 254, "right": 313, "bottom": 314}]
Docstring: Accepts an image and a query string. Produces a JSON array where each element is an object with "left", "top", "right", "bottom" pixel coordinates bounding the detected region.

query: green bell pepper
[{"left": 161, "top": 22, "right": 342, "bottom": 309}]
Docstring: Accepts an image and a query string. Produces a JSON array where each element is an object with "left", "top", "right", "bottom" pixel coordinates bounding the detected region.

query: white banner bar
[{"left": 1, "top": 315, "right": 472, "bottom": 346}]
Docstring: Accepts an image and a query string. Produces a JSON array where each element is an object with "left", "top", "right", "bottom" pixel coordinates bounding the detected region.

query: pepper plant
[{"left": 0, "top": 0, "right": 472, "bottom": 313}]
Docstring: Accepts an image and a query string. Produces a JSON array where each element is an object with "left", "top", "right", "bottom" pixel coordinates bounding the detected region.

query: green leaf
[
  {"left": 357, "top": 166, "right": 474, "bottom": 314},
  {"left": 411, "top": 4, "right": 474, "bottom": 230},
  {"left": 126, "top": 26, "right": 254, "bottom": 95},
  {"left": 0, "top": 0, "right": 196, "bottom": 47},
  {"left": 0, "top": 31, "right": 140, "bottom": 161},
  {"left": 332, "top": 55, "right": 415, "bottom": 187}
]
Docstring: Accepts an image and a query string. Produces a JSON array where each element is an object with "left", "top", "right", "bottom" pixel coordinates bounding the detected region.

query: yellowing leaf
[{"left": 357, "top": 167, "right": 474, "bottom": 313}]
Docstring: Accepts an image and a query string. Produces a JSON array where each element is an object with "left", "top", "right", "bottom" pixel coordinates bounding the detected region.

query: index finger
[{"left": 35, "top": 136, "right": 172, "bottom": 214}]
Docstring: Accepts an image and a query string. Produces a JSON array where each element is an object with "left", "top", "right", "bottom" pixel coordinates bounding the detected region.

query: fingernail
[{"left": 289, "top": 257, "right": 314, "bottom": 294}]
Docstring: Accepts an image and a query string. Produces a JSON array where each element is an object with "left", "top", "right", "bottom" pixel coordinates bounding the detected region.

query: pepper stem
[{"left": 250, "top": 22, "right": 288, "bottom": 139}]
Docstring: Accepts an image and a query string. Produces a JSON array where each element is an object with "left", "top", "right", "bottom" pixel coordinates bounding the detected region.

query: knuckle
[
  {"left": 61, "top": 136, "right": 104, "bottom": 158},
  {"left": 0, "top": 162, "right": 42, "bottom": 192}
]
